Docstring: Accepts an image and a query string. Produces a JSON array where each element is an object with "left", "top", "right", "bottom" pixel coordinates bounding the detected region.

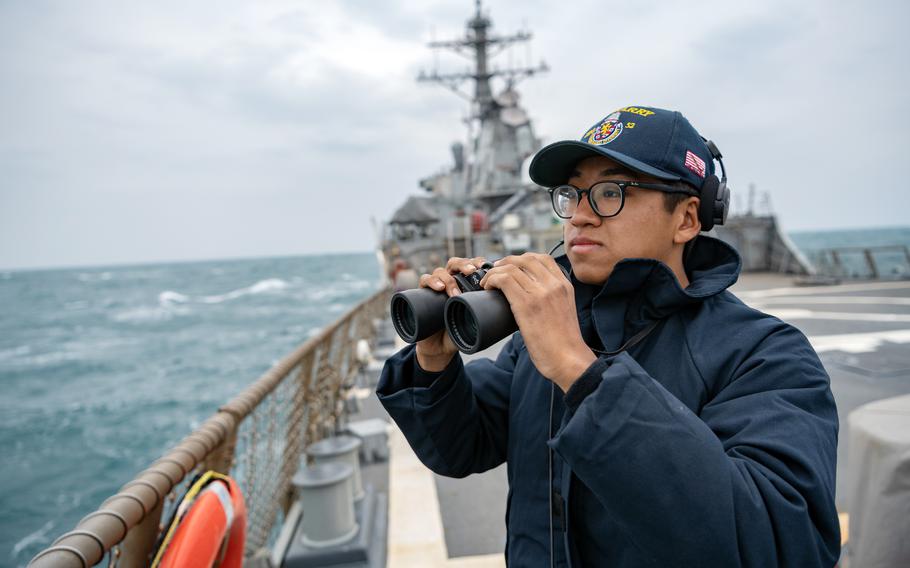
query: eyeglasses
[{"left": 548, "top": 181, "right": 699, "bottom": 219}]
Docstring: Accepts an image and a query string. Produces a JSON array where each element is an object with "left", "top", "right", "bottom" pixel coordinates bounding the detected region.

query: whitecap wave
[
  {"left": 77, "top": 271, "right": 113, "bottom": 283},
  {"left": 195, "top": 278, "right": 291, "bottom": 304},
  {"left": 8, "top": 349, "right": 84, "bottom": 367},
  {"left": 113, "top": 307, "right": 182, "bottom": 323},
  {"left": 249, "top": 278, "right": 290, "bottom": 294},
  {"left": 120, "top": 269, "right": 164, "bottom": 279},
  {"left": 0, "top": 344, "right": 31, "bottom": 361},
  {"left": 12, "top": 519, "right": 55, "bottom": 557},
  {"left": 159, "top": 291, "right": 190, "bottom": 306},
  {"left": 304, "top": 279, "right": 372, "bottom": 302},
  {"left": 307, "top": 289, "right": 340, "bottom": 301}
]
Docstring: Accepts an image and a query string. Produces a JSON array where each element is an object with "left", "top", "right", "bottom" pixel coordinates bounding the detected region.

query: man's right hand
[{"left": 415, "top": 256, "right": 487, "bottom": 372}]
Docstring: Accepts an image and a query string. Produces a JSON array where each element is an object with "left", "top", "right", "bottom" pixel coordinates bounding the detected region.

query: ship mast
[
  {"left": 417, "top": 0, "right": 548, "bottom": 123},
  {"left": 417, "top": 1, "right": 548, "bottom": 201},
  {"left": 390, "top": 2, "right": 555, "bottom": 264}
]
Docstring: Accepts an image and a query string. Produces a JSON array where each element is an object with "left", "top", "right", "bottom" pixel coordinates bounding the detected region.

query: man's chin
[{"left": 569, "top": 259, "right": 613, "bottom": 286}]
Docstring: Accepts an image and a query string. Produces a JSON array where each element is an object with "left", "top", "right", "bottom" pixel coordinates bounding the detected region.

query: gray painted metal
[
  {"left": 293, "top": 463, "right": 358, "bottom": 548},
  {"left": 713, "top": 215, "right": 814, "bottom": 274},
  {"left": 845, "top": 395, "right": 910, "bottom": 566},
  {"left": 282, "top": 486, "right": 387, "bottom": 568},
  {"left": 309, "top": 435, "right": 366, "bottom": 501},
  {"left": 346, "top": 419, "right": 391, "bottom": 464}
]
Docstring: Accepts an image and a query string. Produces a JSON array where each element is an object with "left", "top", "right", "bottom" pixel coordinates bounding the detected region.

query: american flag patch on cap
[{"left": 684, "top": 150, "right": 706, "bottom": 178}]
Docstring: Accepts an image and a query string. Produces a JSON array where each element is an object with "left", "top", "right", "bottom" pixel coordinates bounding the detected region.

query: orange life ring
[{"left": 151, "top": 471, "right": 246, "bottom": 568}]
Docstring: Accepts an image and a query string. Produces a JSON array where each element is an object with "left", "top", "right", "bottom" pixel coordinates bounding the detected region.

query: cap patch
[
  {"left": 684, "top": 150, "right": 706, "bottom": 178},
  {"left": 618, "top": 106, "right": 655, "bottom": 117},
  {"left": 582, "top": 112, "right": 623, "bottom": 146}
]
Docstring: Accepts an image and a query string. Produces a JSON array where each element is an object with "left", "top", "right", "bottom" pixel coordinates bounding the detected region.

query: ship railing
[
  {"left": 810, "top": 244, "right": 910, "bottom": 280},
  {"left": 29, "top": 286, "right": 392, "bottom": 568}
]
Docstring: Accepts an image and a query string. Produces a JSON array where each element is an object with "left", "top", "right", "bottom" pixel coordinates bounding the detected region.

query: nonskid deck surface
[
  {"left": 732, "top": 275, "right": 910, "bottom": 510},
  {"left": 355, "top": 274, "right": 910, "bottom": 566}
]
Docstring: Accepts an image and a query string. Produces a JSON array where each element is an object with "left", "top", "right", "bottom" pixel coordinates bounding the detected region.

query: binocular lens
[
  {"left": 444, "top": 291, "right": 516, "bottom": 354},
  {"left": 447, "top": 301, "right": 478, "bottom": 351},
  {"left": 390, "top": 288, "right": 449, "bottom": 343},
  {"left": 391, "top": 295, "right": 417, "bottom": 341}
]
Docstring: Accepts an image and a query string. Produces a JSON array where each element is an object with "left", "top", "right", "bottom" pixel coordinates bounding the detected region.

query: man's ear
[{"left": 674, "top": 197, "right": 701, "bottom": 244}]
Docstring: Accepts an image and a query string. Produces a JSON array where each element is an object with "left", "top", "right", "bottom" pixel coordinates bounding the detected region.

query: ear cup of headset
[
  {"left": 714, "top": 181, "right": 730, "bottom": 227},
  {"left": 699, "top": 138, "right": 730, "bottom": 232},
  {"left": 698, "top": 175, "right": 720, "bottom": 231}
]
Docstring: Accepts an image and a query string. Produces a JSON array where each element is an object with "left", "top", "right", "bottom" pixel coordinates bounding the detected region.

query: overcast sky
[{"left": 1, "top": 0, "right": 908, "bottom": 270}]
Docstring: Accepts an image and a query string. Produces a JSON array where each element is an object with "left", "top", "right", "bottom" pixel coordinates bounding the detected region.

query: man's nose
[{"left": 569, "top": 192, "right": 601, "bottom": 226}]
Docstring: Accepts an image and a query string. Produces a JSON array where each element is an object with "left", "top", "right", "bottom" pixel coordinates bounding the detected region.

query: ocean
[
  {"left": 0, "top": 253, "right": 382, "bottom": 566},
  {"left": 2, "top": 226, "right": 910, "bottom": 566}
]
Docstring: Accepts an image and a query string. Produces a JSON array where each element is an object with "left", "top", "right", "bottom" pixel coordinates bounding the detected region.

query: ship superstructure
[
  {"left": 384, "top": 2, "right": 815, "bottom": 282},
  {"left": 385, "top": 1, "right": 558, "bottom": 277}
]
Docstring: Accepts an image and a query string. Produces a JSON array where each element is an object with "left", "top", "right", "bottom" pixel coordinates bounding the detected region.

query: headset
[{"left": 697, "top": 138, "right": 730, "bottom": 232}]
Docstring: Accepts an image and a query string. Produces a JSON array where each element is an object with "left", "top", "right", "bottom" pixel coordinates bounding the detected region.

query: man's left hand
[{"left": 480, "top": 253, "right": 596, "bottom": 392}]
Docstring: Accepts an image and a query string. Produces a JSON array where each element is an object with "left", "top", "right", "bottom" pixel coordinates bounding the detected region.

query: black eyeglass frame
[{"left": 547, "top": 180, "right": 699, "bottom": 219}]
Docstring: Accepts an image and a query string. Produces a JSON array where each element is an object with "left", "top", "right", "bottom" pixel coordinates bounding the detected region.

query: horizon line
[
  {"left": 0, "top": 248, "right": 378, "bottom": 274},
  {"left": 3, "top": 223, "right": 909, "bottom": 274}
]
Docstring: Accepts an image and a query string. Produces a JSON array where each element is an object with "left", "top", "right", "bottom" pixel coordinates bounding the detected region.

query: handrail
[
  {"left": 29, "top": 286, "right": 391, "bottom": 567},
  {"left": 817, "top": 244, "right": 908, "bottom": 254},
  {"left": 815, "top": 244, "right": 910, "bottom": 280}
]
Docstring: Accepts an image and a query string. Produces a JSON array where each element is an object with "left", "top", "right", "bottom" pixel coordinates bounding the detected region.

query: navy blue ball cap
[{"left": 529, "top": 105, "right": 715, "bottom": 190}]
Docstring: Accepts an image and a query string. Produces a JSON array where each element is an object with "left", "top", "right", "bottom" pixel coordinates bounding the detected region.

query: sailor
[{"left": 377, "top": 106, "right": 840, "bottom": 566}]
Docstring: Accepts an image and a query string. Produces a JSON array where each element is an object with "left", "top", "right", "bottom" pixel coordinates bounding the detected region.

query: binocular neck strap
[
  {"left": 548, "top": 240, "right": 565, "bottom": 255},
  {"left": 590, "top": 318, "right": 663, "bottom": 357}
]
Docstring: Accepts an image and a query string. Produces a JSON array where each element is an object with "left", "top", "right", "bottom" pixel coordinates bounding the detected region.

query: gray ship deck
[{"left": 354, "top": 273, "right": 910, "bottom": 566}]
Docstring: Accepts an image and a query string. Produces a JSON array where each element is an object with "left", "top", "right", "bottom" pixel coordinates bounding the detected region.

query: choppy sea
[
  {"left": 0, "top": 253, "right": 381, "bottom": 566},
  {"left": 2, "top": 226, "right": 909, "bottom": 566}
]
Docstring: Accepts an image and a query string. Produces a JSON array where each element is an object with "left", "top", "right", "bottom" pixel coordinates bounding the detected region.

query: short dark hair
[{"left": 661, "top": 181, "right": 700, "bottom": 214}]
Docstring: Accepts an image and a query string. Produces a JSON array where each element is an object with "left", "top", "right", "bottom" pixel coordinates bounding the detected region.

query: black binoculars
[{"left": 390, "top": 261, "right": 517, "bottom": 354}]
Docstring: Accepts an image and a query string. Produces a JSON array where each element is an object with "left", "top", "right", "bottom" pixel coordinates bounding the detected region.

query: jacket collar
[{"left": 558, "top": 236, "right": 742, "bottom": 351}]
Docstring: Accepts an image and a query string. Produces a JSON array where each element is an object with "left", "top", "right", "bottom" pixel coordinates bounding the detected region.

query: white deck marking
[
  {"left": 387, "top": 425, "right": 448, "bottom": 566},
  {"left": 754, "top": 296, "right": 910, "bottom": 306},
  {"left": 764, "top": 309, "right": 910, "bottom": 323},
  {"left": 737, "top": 281, "right": 910, "bottom": 299},
  {"left": 808, "top": 329, "right": 910, "bottom": 353},
  {"left": 387, "top": 424, "right": 505, "bottom": 567},
  {"left": 445, "top": 554, "right": 508, "bottom": 567}
]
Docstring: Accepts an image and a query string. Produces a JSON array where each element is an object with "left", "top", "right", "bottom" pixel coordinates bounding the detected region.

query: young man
[{"left": 377, "top": 106, "right": 840, "bottom": 566}]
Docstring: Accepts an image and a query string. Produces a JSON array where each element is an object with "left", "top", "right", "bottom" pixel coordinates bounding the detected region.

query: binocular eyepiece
[{"left": 390, "top": 262, "right": 518, "bottom": 354}]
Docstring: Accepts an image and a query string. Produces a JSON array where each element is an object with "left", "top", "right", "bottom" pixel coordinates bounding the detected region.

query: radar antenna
[{"left": 417, "top": 0, "right": 548, "bottom": 121}]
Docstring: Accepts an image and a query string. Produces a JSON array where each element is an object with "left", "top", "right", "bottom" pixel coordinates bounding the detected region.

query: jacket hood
[{"left": 557, "top": 235, "right": 742, "bottom": 350}]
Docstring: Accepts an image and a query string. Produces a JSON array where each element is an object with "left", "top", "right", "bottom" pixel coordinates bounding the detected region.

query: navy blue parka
[{"left": 377, "top": 236, "right": 841, "bottom": 567}]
